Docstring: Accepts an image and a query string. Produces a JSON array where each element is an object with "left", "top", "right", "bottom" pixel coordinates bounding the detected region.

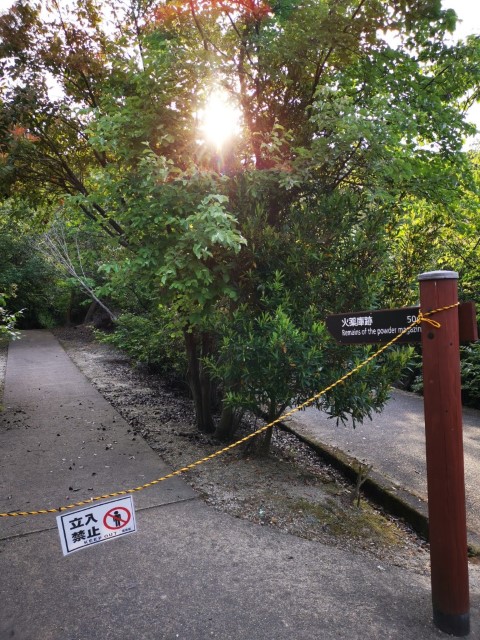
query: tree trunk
[
  {"left": 215, "top": 401, "right": 245, "bottom": 442},
  {"left": 65, "top": 289, "right": 74, "bottom": 327},
  {"left": 255, "top": 425, "right": 273, "bottom": 457},
  {"left": 200, "top": 332, "right": 215, "bottom": 431},
  {"left": 255, "top": 402, "right": 276, "bottom": 457},
  {"left": 184, "top": 329, "right": 215, "bottom": 433},
  {"left": 83, "top": 300, "right": 98, "bottom": 325},
  {"left": 83, "top": 297, "right": 116, "bottom": 327},
  {"left": 215, "top": 405, "right": 234, "bottom": 441}
]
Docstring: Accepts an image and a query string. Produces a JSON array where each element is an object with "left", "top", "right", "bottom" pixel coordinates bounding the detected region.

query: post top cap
[{"left": 418, "top": 270, "right": 459, "bottom": 281}]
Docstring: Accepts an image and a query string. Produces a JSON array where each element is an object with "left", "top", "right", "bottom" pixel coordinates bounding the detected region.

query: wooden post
[{"left": 419, "top": 270, "right": 470, "bottom": 636}]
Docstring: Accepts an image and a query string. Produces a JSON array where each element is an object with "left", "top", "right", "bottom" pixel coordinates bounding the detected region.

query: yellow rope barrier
[{"left": 0, "top": 303, "right": 458, "bottom": 518}]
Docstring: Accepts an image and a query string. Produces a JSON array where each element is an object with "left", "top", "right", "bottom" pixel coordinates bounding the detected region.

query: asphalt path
[
  {"left": 1, "top": 331, "right": 479, "bottom": 639},
  {"left": 289, "top": 389, "right": 480, "bottom": 542}
]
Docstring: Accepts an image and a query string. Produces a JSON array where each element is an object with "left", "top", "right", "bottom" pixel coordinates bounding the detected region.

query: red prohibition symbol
[{"left": 103, "top": 506, "right": 131, "bottom": 530}]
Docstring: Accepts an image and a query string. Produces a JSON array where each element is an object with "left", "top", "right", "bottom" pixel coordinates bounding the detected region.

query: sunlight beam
[{"left": 199, "top": 88, "right": 241, "bottom": 150}]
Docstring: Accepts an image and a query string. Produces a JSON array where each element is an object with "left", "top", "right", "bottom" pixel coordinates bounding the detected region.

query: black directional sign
[{"left": 326, "top": 306, "right": 421, "bottom": 344}]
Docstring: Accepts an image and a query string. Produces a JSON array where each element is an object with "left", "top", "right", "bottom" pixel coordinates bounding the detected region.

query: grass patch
[{"left": 294, "top": 497, "right": 403, "bottom": 547}]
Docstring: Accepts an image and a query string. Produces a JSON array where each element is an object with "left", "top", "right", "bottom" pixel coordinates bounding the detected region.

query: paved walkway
[
  {"left": 288, "top": 389, "right": 480, "bottom": 547},
  {"left": 1, "top": 331, "right": 479, "bottom": 639}
]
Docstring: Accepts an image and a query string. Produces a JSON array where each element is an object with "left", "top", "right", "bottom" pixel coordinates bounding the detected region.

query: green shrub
[
  {"left": 207, "top": 273, "right": 413, "bottom": 426},
  {"left": 460, "top": 343, "right": 480, "bottom": 409},
  {"left": 406, "top": 342, "right": 480, "bottom": 410},
  {"left": 98, "top": 309, "right": 186, "bottom": 376},
  {"left": 0, "top": 232, "right": 72, "bottom": 328},
  {"left": 0, "top": 291, "right": 21, "bottom": 339}
]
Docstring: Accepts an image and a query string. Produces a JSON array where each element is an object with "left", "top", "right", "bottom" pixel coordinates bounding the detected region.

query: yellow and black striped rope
[{"left": 0, "top": 303, "right": 458, "bottom": 518}]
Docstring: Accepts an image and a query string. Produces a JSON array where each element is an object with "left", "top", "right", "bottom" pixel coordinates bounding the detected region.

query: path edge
[{"left": 285, "top": 417, "right": 480, "bottom": 557}]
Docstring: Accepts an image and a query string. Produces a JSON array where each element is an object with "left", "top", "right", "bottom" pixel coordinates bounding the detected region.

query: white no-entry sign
[{"left": 57, "top": 496, "right": 137, "bottom": 556}]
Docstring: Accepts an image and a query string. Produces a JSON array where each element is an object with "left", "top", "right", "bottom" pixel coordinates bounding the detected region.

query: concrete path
[
  {"left": 288, "top": 390, "right": 480, "bottom": 547},
  {"left": 1, "top": 331, "right": 479, "bottom": 639}
]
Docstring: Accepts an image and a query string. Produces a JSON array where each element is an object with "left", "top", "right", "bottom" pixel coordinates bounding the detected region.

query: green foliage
[
  {"left": 0, "top": 230, "right": 71, "bottom": 328},
  {"left": 460, "top": 344, "right": 480, "bottom": 408},
  {"left": 1, "top": 0, "right": 479, "bottom": 439},
  {"left": 321, "top": 345, "right": 414, "bottom": 426},
  {"left": 406, "top": 342, "right": 480, "bottom": 410},
  {"left": 97, "top": 309, "right": 186, "bottom": 376},
  {"left": 208, "top": 301, "right": 328, "bottom": 421},
  {"left": 208, "top": 273, "right": 413, "bottom": 425},
  {"left": 153, "top": 192, "right": 247, "bottom": 323},
  {"left": 382, "top": 152, "right": 480, "bottom": 308},
  {"left": 0, "top": 291, "right": 21, "bottom": 339}
]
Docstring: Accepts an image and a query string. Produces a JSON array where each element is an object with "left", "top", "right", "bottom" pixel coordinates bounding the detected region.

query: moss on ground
[{"left": 291, "top": 496, "right": 404, "bottom": 547}]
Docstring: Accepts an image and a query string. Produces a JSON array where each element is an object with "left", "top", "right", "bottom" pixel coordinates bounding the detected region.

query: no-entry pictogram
[
  {"left": 57, "top": 495, "right": 137, "bottom": 556},
  {"left": 103, "top": 506, "right": 131, "bottom": 530}
]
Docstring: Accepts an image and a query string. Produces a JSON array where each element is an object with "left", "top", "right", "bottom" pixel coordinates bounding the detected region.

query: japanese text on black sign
[{"left": 326, "top": 307, "right": 421, "bottom": 344}]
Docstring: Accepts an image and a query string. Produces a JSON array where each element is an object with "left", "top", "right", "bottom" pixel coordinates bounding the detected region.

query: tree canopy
[{"left": 1, "top": 0, "right": 479, "bottom": 439}]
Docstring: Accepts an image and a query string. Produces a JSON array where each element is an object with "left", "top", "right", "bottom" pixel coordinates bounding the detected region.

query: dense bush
[
  {"left": 2, "top": 0, "right": 479, "bottom": 440},
  {"left": 0, "top": 291, "right": 21, "bottom": 339},
  {"left": 98, "top": 310, "right": 186, "bottom": 376},
  {"left": 0, "top": 232, "right": 73, "bottom": 329},
  {"left": 407, "top": 341, "right": 480, "bottom": 410},
  {"left": 460, "top": 343, "right": 480, "bottom": 408},
  {"left": 205, "top": 273, "right": 413, "bottom": 444}
]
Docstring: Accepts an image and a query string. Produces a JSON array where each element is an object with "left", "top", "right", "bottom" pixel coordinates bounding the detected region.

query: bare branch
[{"left": 39, "top": 221, "right": 117, "bottom": 322}]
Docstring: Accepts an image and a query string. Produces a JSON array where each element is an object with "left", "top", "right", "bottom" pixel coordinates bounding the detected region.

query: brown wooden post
[{"left": 419, "top": 270, "right": 470, "bottom": 636}]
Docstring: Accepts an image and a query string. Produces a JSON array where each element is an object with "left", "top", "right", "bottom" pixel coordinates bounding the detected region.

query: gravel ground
[{"left": 38, "top": 325, "right": 434, "bottom": 577}]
